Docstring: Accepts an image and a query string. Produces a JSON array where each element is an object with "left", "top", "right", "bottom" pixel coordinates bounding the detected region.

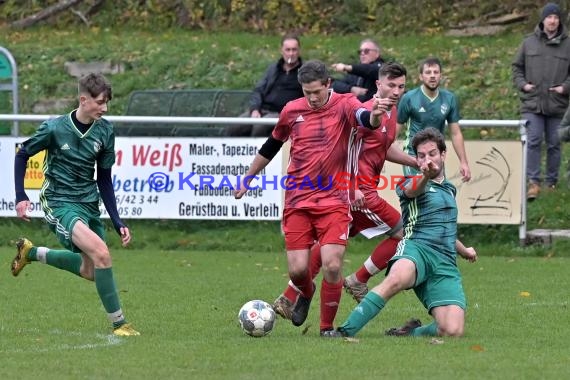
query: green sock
[
  {"left": 339, "top": 292, "right": 386, "bottom": 337},
  {"left": 44, "top": 249, "right": 82, "bottom": 277},
  {"left": 411, "top": 321, "right": 438, "bottom": 337},
  {"left": 94, "top": 268, "right": 125, "bottom": 328},
  {"left": 27, "top": 247, "right": 38, "bottom": 261}
]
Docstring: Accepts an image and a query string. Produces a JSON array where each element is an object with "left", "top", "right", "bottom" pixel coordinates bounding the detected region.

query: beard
[{"left": 424, "top": 81, "right": 439, "bottom": 91}]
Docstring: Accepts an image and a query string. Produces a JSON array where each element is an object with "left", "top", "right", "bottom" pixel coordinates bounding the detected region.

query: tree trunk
[{"left": 11, "top": 0, "right": 85, "bottom": 29}]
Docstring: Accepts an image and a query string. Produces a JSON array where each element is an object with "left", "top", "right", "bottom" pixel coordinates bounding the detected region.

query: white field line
[{"left": 0, "top": 327, "right": 124, "bottom": 353}]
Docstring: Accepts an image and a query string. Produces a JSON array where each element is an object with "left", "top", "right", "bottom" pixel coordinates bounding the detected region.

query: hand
[
  {"left": 331, "top": 63, "right": 347, "bottom": 72},
  {"left": 371, "top": 95, "right": 394, "bottom": 116},
  {"left": 549, "top": 85, "right": 564, "bottom": 94},
  {"left": 16, "top": 200, "right": 31, "bottom": 222},
  {"left": 351, "top": 86, "right": 367, "bottom": 97},
  {"left": 119, "top": 226, "right": 131, "bottom": 247},
  {"left": 462, "top": 247, "right": 477, "bottom": 263},
  {"left": 250, "top": 110, "right": 261, "bottom": 118},
  {"left": 522, "top": 83, "right": 535, "bottom": 93},
  {"left": 460, "top": 162, "right": 471, "bottom": 182},
  {"left": 351, "top": 189, "right": 365, "bottom": 208},
  {"left": 420, "top": 159, "right": 439, "bottom": 178},
  {"left": 234, "top": 176, "right": 253, "bottom": 199}
]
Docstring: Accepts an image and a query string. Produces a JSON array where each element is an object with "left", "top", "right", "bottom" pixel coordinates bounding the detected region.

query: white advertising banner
[
  {"left": 0, "top": 137, "right": 523, "bottom": 225},
  {"left": 0, "top": 137, "right": 283, "bottom": 220}
]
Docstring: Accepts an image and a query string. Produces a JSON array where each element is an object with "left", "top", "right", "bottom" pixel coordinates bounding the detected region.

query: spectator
[
  {"left": 331, "top": 38, "right": 384, "bottom": 102},
  {"left": 224, "top": 33, "right": 304, "bottom": 137},
  {"left": 512, "top": 2, "right": 570, "bottom": 201}
]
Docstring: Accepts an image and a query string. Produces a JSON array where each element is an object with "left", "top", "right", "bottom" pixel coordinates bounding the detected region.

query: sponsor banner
[
  {"left": 0, "top": 137, "right": 522, "bottom": 224},
  {"left": 382, "top": 140, "right": 523, "bottom": 225},
  {"left": 0, "top": 137, "right": 283, "bottom": 220}
]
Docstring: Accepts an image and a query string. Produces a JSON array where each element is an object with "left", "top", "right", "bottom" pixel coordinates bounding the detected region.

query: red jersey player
[
  {"left": 235, "top": 60, "right": 384, "bottom": 337},
  {"left": 272, "top": 63, "right": 416, "bottom": 333}
]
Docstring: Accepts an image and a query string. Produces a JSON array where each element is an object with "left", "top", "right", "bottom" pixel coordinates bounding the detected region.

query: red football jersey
[
  {"left": 272, "top": 92, "right": 367, "bottom": 209},
  {"left": 354, "top": 99, "right": 397, "bottom": 195}
]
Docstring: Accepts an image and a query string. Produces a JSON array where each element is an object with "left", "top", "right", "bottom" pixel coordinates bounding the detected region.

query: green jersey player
[
  {"left": 12, "top": 73, "right": 139, "bottom": 336},
  {"left": 397, "top": 57, "right": 471, "bottom": 182},
  {"left": 333, "top": 128, "right": 477, "bottom": 338}
]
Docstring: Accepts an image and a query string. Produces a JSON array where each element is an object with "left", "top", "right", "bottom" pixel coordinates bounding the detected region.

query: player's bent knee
[
  {"left": 289, "top": 270, "right": 308, "bottom": 283},
  {"left": 90, "top": 248, "right": 112, "bottom": 267},
  {"left": 438, "top": 322, "right": 464, "bottom": 337},
  {"left": 80, "top": 263, "right": 95, "bottom": 281},
  {"left": 322, "top": 261, "right": 342, "bottom": 277}
]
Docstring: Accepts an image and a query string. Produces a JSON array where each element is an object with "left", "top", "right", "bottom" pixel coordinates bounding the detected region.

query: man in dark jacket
[
  {"left": 331, "top": 38, "right": 384, "bottom": 102},
  {"left": 224, "top": 34, "right": 304, "bottom": 137},
  {"left": 512, "top": 3, "right": 570, "bottom": 200}
]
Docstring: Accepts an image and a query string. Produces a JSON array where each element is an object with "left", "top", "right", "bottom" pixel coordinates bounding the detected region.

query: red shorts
[
  {"left": 350, "top": 192, "right": 401, "bottom": 238},
  {"left": 282, "top": 205, "right": 351, "bottom": 250}
]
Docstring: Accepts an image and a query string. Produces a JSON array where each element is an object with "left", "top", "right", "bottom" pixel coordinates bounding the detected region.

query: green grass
[{"left": 1, "top": 242, "right": 570, "bottom": 379}]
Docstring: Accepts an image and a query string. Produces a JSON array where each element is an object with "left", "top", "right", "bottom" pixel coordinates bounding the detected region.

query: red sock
[
  {"left": 320, "top": 279, "right": 343, "bottom": 331},
  {"left": 355, "top": 237, "right": 399, "bottom": 283},
  {"left": 282, "top": 284, "right": 299, "bottom": 303},
  {"left": 282, "top": 244, "right": 320, "bottom": 303},
  {"left": 309, "top": 243, "right": 322, "bottom": 280}
]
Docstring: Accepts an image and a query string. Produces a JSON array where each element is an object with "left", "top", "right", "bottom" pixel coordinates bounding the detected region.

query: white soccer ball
[{"left": 238, "top": 300, "right": 276, "bottom": 337}]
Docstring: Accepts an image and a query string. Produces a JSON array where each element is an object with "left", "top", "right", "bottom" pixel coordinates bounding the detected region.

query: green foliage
[
  {"left": 0, "top": 0, "right": 554, "bottom": 34},
  {"left": 0, "top": 28, "right": 528, "bottom": 120}
]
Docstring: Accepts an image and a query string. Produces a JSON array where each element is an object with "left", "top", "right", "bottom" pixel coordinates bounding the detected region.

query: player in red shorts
[
  {"left": 235, "top": 60, "right": 385, "bottom": 337},
  {"left": 272, "top": 63, "right": 416, "bottom": 330}
]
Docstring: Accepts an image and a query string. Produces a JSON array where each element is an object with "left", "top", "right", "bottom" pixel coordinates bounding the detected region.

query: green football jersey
[
  {"left": 396, "top": 177, "right": 458, "bottom": 262},
  {"left": 397, "top": 87, "right": 461, "bottom": 155},
  {"left": 23, "top": 112, "right": 116, "bottom": 204}
]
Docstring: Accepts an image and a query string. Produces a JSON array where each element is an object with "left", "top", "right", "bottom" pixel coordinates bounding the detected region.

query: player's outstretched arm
[
  {"left": 235, "top": 135, "right": 284, "bottom": 199},
  {"left": 404, "top": 160, "right": 438, "bottom": 198},
  {"left": 386, "top": 145, "right": 417, "bottom": 168},
  {"left": 234, "top": 154, "right": 271, "bottom": 199}
]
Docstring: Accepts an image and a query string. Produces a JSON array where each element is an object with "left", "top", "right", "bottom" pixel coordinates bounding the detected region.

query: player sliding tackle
[{"left": 333, "top": 128, "right": 477, "bottom": 338}]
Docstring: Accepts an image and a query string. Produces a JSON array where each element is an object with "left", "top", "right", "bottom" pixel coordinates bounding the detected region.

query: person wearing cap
[{"left": 512, "top": 3, "right": 570, "bottom": 201}]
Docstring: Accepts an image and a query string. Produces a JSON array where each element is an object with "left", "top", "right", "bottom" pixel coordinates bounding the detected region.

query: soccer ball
[{"left": 238, "top": 300, "right": 276, "bottom": 337}]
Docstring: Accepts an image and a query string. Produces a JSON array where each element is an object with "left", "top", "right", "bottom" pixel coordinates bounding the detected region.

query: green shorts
[
  {"left": 389, "top": 239, "right": 466, "bottom": 312},
  {"left": 43, "top": 201, "right": 105, "bottom": 253}
]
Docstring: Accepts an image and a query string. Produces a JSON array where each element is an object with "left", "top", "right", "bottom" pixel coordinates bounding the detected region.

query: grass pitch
[{"left": 1, "top": 241, "right": 569, "bottom": 379}]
